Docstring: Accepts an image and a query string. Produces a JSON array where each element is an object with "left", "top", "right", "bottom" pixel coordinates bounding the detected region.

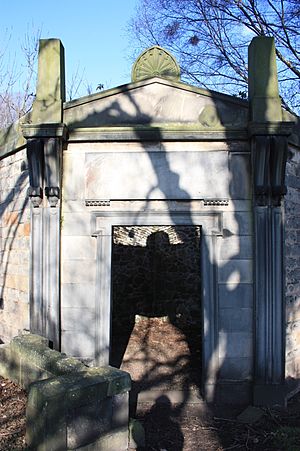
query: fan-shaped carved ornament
[{"left": 132, "top": 46, "right": 181, "bottom": 82}]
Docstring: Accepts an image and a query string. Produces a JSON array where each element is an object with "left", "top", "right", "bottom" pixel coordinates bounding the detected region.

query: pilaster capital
[
  {"left": 248, "top": 121, "right": 294, "bottom": 137},
  {"left": 21, "top": 123, "right": 68, "bottom": 140}
]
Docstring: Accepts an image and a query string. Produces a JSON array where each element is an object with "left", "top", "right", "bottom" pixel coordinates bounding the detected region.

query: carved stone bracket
[
  {"left": 45, "top": 187, "right": 60, "bottom": 207},
  {"left": 44, "top": 137, "right": 61, "bottom": 207},
  {"left": 252, "top": 134, "right": 288, "bottom": 206},
  {"left": 26, "top": 139, "right": 44, "bottom": 207},
  {"left": 22, "top": 124, "right": 66, "bottom": 207}
]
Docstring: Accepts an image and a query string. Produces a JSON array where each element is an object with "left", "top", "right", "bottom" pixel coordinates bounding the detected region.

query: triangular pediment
[{"left": 64, "top": 77, "right": 249, "bottom": 130}]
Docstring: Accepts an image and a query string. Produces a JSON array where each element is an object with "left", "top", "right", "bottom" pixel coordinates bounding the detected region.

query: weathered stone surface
[
  {"left": 64, "top": 78, "right": 248, "bottom": 129},
  {"left": 62, "top": 259, "right": 96, "bottom": 284},
  {"left": 237, "top": 406, "right": 264, "bottom": 424},
  {"left": 219, "top": 357, "right": 252, "bottom": 380},
  {"left": 218, "top": 259, "right": 253, "bottom": 284},
  {"left": 0, "top": 334, "right": 131, "bottom": 450},
  {"left": 216, "top": 235, "right": 252, "bottom": 261},
  {"left": 132, "top": 46, "right": 181, "bottom": 82},
  {"left": 0, "top": 148, "right": 30, "bottom": 344},
  {"left": 84, "top": 148, "right": 230, "bottom": 200},
  {"left": 248, "top": 36, "right": 282, "bottom": 122},
  {"left": 285, "top": 146, "right": 300, "bottom": 379},
  {"left": 219, "top": 308, "right": 253, "bottom": 332},
  {"left": 31, "top": 39, "right": 65, "bottom": 123},
  {"left": 218, "top": 284, "right": 253, "bottom": 309},
  {"left": 26, "top": 369, "right": 130, "bottom": 451},
  {"left": 62, "top": 236, "right": 96, "bottom": 260},
  {"left": 62, "top": 283, "right": 95, "bottom": 309},
  {"left": 61, "top": 331, "right": 96, "bottom": 359},
  {"left": 218, "top": 332, "right": 252, "bottom": 358}
]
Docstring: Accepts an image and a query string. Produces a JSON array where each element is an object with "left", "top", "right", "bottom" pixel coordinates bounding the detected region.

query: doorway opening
[{"left": 110, "top": 225, "right": 202, "bottom": 401}]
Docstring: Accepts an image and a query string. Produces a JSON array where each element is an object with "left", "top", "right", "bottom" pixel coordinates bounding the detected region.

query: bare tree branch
[{"left": 129, "top": 0, "right": 300, "bottom": 114}]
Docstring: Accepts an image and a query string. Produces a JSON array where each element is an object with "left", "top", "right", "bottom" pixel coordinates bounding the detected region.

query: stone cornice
[
  {"left": 22, "top": 123, "right": 68, "bottom": 140},
  {"left": 248, "top": 121, "right": 295, "bottom": 137},
  {"left": 67, "top": 126, "right": 249, "bottom": 142}
]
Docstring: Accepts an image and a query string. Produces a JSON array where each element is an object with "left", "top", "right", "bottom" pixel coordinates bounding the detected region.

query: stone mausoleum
[{"left": 0, "top": 37, "right": 300, "bottom": 407}]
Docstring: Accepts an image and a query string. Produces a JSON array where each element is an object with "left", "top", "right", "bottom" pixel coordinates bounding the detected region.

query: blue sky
[{"left": 1, "top": 0, "right": 139, "bottom": 98}]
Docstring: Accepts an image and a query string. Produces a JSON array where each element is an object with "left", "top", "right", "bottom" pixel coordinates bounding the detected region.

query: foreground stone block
[
  {"left": 0, "top": 334, "right": 131, "bottom": 450},
  {"left": 26, "top": 368, "right": 131, "bottom": 451}
]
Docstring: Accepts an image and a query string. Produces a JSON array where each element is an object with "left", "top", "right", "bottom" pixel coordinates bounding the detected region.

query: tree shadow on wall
[
  {"left": 67, "top": 81, "right": 255, "bottom": 449},
  {"left": 0, "top": 167, "right": 29, "bottom": 327}
]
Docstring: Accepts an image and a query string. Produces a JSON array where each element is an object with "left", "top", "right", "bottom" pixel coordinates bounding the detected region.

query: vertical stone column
[
  {"left": 26, "top": 139, "right": 44, "bottom": 335},
  {"left": 248, "top": 37, "right": 293, "bottom": 406},
  {"left": 22, "top": 38, "right": 66, "bottom": 350},
  {"left": 22, "top": 126, "right": 66, "bottom": 349}
]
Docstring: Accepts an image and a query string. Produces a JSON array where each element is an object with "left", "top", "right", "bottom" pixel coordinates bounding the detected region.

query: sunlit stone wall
[{"left": 0, "top": 149, "right": 30, "bottom": 343}]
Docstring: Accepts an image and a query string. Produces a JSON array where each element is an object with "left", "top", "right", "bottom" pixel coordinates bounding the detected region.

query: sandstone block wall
[
  {"left": 0, "top": 149, "right": 30, "bottom": 343},
  {"left": 285, "top": 146, "right": 300, "bottom": 378}
]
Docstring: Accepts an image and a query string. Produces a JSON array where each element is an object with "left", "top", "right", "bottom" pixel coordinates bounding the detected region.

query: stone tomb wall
[
  {"left": 285, "top": 145, "right": 300, "bottom": 378},
  {"left": 0, "top": 148, "right": 30, "bottom": 343},
  {"left": 61, "top": 140, "right": 254, "bottom": 391}
]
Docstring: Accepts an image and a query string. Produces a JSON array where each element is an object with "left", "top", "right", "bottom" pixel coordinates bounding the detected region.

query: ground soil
[
  {"left": 1, "top": 374, "right": 300, "bottom": 451},
  {"left": 135, "top": 394, "right": 300, "bottom": 450},
  {"left": 0, "top": 377, "right": 26, "bottom": 451}
]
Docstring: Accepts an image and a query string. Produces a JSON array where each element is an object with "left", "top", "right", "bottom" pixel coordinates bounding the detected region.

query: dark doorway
[{"left": 110, "top": 225, "right": 202, "bottom": 403}]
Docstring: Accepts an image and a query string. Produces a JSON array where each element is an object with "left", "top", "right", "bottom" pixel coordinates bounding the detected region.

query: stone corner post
[
  {"left": 21, "top": 38, "right": 67, "bottom": 350},
  {"left": 248, "top": 36, "right": 294, "bottom": 406}
]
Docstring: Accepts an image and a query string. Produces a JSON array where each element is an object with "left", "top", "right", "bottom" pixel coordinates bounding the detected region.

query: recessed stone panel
[{"left": 85, "top": 150, "right": 229, "bottom": 200}]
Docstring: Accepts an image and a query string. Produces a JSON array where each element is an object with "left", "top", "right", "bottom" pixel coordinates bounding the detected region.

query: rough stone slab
[
  {"left": 67, "top": 398, "right": 112, "bottom": 449},
  {"left": 0, "top": 334, "right": 88, "bottom": 388},
  {"left": 237, "top": 406, "right": 264, "bottom": 424},
  {"left": 26, "top": 367, "right": 131, "bottom": 450}
]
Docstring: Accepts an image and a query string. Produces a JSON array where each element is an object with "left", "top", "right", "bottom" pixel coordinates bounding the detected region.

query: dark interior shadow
[
  {"left": 110, "top": 227, "right": 202, "bottom": 410},
  {"left": 139, "top": 395, "right": 184, "bottom": 451}
]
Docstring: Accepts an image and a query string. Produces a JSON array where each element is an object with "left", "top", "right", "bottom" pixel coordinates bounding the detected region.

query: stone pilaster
[
  {"left": 22, "top": 124, "right": 67, "bottom": 349},
  {"left": 248, "top": 37, "right": 293, "bottom": 406},
  {"left": 251, "top": 128, "right": 292, "bottom": 406}
]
